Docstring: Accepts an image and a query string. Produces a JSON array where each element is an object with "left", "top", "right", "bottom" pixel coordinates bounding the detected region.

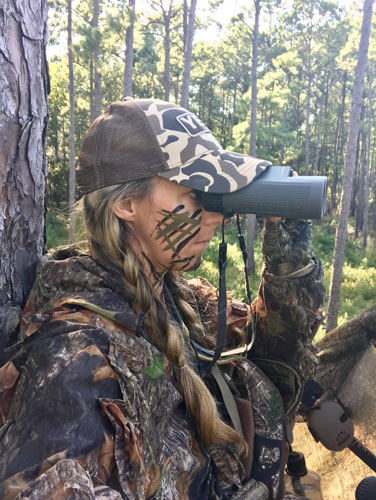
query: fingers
[{"left": 259, "top": 218, "right": 313, "bottom": 275}]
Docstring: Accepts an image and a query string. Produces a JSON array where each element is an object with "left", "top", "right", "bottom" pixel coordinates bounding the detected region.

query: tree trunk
[
  {"left": 68, "top": 0, "right": 76, "bottom": 244},
  {"left": 329, "top": 72, "right": 347, "bottom": 214},
  {"left": 350, "top": 134, "right": 361, "bottom": 217},
  {"left": 163, "top": 9, "right": 171, "bottom": 101},
  {"left": 363, "top": 70, "right": 373, "bottom": 248},
  {"left": 90, "top": 57, "right": 94, "bottom": 118},
  {"left": 355, "top": 132, "right": 366, "bottom": 238},
  {"left": 0, "top": 0, "right": 48, "bottom": 355},
  {"left": 372, "top": 152, "right": 376, "bottom": 234},
  {"left": 183, "top": 0, "right": 188, "bottom": 51},
  {"left": 304, "top": 46, "right": 312, "bottom": 176},
  {"left": 91, "top": 0, "right": 101, "bottom": 120},
  {"left": 180, "top": 0, "right": 197, "bottom": 109},
  {"left": 313, "top": 74, "right": 328, "bottom": 176},
  {"left": 247, "top": 0, "right": 262, "bottom": 276},
  {"left": 327, "top": 0, "right": 374, "bottom": 332},
  {"left": 249, "top": 0, "right": 261, "bottom": 156},
  {"left": 229, "top": 64, "right": 239, "bottom": 143},
  {"left": 123, "top": 0, "right": 136, "bottom": 97},
  {"left": 313, "top": 86, "right": 324, "bottom": 175}
]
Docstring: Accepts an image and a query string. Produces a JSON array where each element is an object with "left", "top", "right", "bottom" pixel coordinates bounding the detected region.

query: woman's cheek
[{"left": 153, "top": 204, "right": 202, "bottom": 268}]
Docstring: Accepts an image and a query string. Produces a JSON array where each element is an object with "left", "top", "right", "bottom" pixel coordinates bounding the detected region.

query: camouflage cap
[{"left": 77, "top": 97, "right": 271, "bottom": 194}]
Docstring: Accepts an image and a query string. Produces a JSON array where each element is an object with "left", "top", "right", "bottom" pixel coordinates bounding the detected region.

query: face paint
[
  {"left": 122, "top": 177, "right": 223, "bottom": 277},
  {"left": 155, "top": 205, "right": 202, "bottom": 260},
  {"left": 171, "top": 255, "right": 202, "bottom": 270},
  {"left": 141, "top": 251, "right": 164, "bottom": 284}
]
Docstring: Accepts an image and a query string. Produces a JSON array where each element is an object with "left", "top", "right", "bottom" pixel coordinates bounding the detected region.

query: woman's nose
[{"left": 202, "top": 208, "right": 224, "bottom": 226}]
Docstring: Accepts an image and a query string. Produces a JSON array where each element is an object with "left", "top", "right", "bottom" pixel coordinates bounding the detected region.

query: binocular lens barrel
[{"left": 197, "top": 166, "right": 327, "bottom": 219}]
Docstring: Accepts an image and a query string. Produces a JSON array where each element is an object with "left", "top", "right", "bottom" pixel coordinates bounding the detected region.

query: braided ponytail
[{"left": 81, "top": 181, "right": 246, "bottom": 453}]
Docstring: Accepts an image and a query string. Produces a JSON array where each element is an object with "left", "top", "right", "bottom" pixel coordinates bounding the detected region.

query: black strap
[{"left": 210, "top": 219, "right": 227, "bottom": 368}]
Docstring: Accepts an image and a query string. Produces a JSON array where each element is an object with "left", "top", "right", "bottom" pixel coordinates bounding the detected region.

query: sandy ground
[
  {"left": 292, "top": 345, "right": 376, "bottom": 500},
  {"left": 293, "top": 422, "right": 376, "bottom": 500}
]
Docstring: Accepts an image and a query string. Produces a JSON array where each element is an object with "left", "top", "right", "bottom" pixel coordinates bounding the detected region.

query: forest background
[{"left": 46, "top": 0, "right": 376, "bottom": 337}]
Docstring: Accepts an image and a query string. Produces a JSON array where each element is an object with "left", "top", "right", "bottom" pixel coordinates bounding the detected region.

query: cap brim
[{"left": 159, "top": 149, "right": 271, "bottom": 194}]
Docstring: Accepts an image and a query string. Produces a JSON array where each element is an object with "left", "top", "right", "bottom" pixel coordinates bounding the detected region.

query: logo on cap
[{"left": 176, "top": 112, "right": 210, "bottom": 137}]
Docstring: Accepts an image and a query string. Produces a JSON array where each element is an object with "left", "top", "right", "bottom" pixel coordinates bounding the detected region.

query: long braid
[{"left": 81, "top": 181, "right": 246, "bottom": 453}]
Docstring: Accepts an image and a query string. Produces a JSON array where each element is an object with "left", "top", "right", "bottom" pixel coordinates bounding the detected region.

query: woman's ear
[{"left": 112, "top": 198, "right": 136, "bottom": 222}]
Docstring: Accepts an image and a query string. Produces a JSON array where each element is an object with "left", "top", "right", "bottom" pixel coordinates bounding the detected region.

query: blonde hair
[{"left": 81, "top": 180, "right": 246, "bottom": 453}]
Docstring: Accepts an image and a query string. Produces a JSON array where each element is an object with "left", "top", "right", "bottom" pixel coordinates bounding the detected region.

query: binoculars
[{"left": 196, "top": 166, "right": 328, "bottom": 219}]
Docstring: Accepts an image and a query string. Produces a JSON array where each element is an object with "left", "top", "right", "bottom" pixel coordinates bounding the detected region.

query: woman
[{"left": 0, "top": 98, "right": 323, "bottom": 499}]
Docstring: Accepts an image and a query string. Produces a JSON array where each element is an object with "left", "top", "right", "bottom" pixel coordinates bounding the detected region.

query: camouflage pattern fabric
[
  {"left": 137, "top": 99, "right": 271, "bottom": 193},
  {"left": 257, "top": 218, "right": 315, "bottom": 278},
  {"left": 253, "top": 219, "right": 324, "bottom": 376},
  {"left": 0, "top": 219, "right": 323, "bottom": 499},
  {"left": 76, "top": 98, "right": 271, "bottom": 195}
]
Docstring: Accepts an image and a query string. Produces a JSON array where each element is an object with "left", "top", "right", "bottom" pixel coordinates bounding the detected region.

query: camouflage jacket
[{"left": 0, "top": 243, "right": 323, "bottom": 499}]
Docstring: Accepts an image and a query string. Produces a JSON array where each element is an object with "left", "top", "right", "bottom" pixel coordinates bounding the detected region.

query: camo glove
[{"left": 258, "top": 217, "right": 315, "bottom": 277}]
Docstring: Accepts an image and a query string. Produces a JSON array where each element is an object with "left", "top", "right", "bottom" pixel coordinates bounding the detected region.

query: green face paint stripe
[
  {"left": 156, "top": 205, "right": 184, "bottom": 229},
  {"left": 155, "top": 213, "right": 192, "bottom": 239},
  {"left": 154, "top": 206, "right": 203, "bottom": 260},
  {"left": 165, "top": 209, "right": 203, "bottom": 240},
  {"left": 156, "top": 211, "right": 202, "bottom": 237},
  {"left": 156, "top": 210, "right": 202, "bottom": 255},
  {"left": 156, "top": 212, "right": 201, "bottom": 238},
  {"left": 172, "top": 227, "right": 201, "bottom": 258},
  {"left": 155, "top": 206, "right": 185, "bottom": 236},
  {"left": 161, "top": 221, "right": 201, "bottom": 252}
]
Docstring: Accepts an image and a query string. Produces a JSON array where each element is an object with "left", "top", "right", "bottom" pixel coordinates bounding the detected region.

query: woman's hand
[{"left": 258, "top": 217, "right": 315, "bottom": 277}]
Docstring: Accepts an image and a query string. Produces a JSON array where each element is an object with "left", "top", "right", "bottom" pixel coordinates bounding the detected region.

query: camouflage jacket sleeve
[
  {"left": 188, "top": 219, "right": 324, "bottom": 378},
  {"left": 251, "top": 218, "right": 324, "bottom": 379},
  {"left": 0, "top": 306, "right": 125, "bottom": 500}
]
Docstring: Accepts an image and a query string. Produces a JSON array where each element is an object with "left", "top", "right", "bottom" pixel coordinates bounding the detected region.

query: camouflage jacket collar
[{"left": 22, "top": 249, "right": 144, "bottom": 338}]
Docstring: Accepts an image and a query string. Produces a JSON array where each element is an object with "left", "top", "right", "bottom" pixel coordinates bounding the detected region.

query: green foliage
[
  {"left": 45, "top": 0, "right": 376, "bottom": 330},
  {"left": 186, "top": 223, "right": 263, "bottom": 300},
  {"left": 186, "top": 219, "right": 376, "bottom": 334},
  {"left": 46, "top": 211, "right": 69, "bottom": 249}
]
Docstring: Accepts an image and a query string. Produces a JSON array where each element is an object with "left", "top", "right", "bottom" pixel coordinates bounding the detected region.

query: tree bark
[
  {"left": 372, "top": 155, "right": 376, "bottom": 234},
  {"left": 304, "top": 54, "right": 312, "bottom": 176},
  {"left": 159, "top": 0, "right": 175, "bottom": 101},
  {"left": 0, "top": 0, "right": 48, "bottom": 353},
  {"left": 183, "top": 0, "right": 188, "bottom": 51},
  {"left": 329, "top": 72, "right": 347, "bottom": 214},
  {"left": 313, "top": 74, "right": 328, "bottom": 176},
  {"left": 350, "top": 137, "right": 360, "bottom": 217},
  {"left": 229, "top": 63, "right": 239, "bottom": 143},
  {"left": 363, "top": 70, "right": 373, "bottom": 248},
  {"left": 356, "top": 132, "right": 366, "bottom": 238},
  {"left": 327, "top": 0, "right": 374, "bottom": 332},
  {"left": 180, "top": 0, "right": 197, "bottom": 109},
  {"left": 249, "top": 0, "right": 261, "bottom": 156},
  {"left": 123, "top": 0, "right": 136, "bottom": 97},
  {"left": 313, "top": 86, "right": 324, "bottom": 175},
  {"left": 91, "top": 0, "right": 101, "bottom": 120},
  {"left": 68, "top": 0, "right": 76, "bottom": 244}
]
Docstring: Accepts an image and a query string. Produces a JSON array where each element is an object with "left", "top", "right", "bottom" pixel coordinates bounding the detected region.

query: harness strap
[{"left": 211, "top": 364, "right": 243, "bottom": 437}]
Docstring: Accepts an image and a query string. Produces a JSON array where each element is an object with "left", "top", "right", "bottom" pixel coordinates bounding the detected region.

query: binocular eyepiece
[{"left": 195, "top": 166, "right": 328, "bottom": 219}]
